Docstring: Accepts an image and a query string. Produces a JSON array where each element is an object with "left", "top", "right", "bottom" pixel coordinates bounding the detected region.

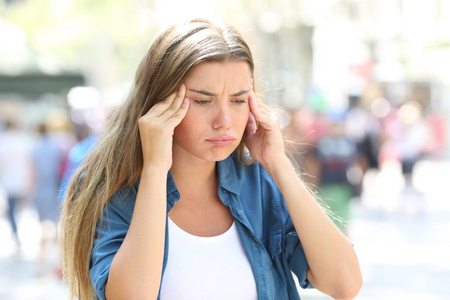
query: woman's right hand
[
  {"left": 138, "top": 84, "right": 190, "bottom": 171},
  {"left": 107, "top": 86, "right": 189, "bottom": 300}
]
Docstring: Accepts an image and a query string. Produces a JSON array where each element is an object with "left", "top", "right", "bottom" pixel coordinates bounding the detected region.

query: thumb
[{"left": 246, "top": 112, "right": 257, "bottom": 136}]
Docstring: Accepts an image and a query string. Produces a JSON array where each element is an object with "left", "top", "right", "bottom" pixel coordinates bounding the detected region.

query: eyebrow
[{"left": 188, "top": 89, "right": 250, "bottom": 97}]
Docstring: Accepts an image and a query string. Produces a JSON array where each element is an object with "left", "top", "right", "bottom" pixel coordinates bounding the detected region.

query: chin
[
  {"left": 204, "top": 153, "right": 232, "bottom": 162},
  {"left": 205, "top": 146, "right": 237, "bottom": 162}
]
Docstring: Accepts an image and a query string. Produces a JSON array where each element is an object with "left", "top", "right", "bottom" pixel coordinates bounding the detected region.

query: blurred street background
[{"left": 1, "top": 0, "right": 450, "bottom": 299}]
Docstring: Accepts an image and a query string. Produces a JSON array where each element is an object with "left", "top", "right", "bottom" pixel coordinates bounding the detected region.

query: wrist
[
  {"left": 141, "top": 164, "right": 169, "bottom": 179},
  {"left": 261, "top": 155, "right": 293, "bottom": 179}
]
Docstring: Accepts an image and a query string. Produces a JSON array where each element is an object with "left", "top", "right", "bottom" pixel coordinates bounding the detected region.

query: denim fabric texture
[{"left": 89, "top": 154, "right": 312, "bottom": 300}]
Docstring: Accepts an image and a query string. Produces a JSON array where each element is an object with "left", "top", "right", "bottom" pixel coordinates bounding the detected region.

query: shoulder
[{"left": 103, "top": 182, "right": 139, "bottom": 224}]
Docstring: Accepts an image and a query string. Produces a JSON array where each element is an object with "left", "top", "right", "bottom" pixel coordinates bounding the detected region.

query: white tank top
[{"left": 160, "top": 218, "right": 258, "bottom": 300}]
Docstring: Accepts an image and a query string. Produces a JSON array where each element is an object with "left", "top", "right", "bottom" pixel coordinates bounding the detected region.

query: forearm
[
  {"left": 264, "top": 157, "right": 362, "bottom": 299},
  {"left": 106, "top": 166, "right": 167, "bottom": 300}
]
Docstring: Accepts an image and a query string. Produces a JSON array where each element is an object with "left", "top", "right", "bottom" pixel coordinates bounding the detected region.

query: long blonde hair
[{"left": 59, "top": 18, "right": 255, "bottom": 299}]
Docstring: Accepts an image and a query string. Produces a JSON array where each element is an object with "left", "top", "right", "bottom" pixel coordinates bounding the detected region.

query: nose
[{"left": 212, "top": 102, "right": 231, "bottom": 130}]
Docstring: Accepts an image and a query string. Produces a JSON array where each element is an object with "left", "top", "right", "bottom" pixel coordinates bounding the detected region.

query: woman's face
[{"left": 173, "top": 61, "right": 252, "bottom": 163}]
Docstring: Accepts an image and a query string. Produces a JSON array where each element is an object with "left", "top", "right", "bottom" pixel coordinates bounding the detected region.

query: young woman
[{"left": 60, "top": 18, "right": 362, "bottom": 300}]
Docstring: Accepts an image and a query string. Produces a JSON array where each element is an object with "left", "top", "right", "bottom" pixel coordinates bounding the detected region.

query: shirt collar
[
  {"left": 167, "top": 171, "right": 178, "bottom": 195},
  {"left": 216, "top": 155, "right": 240, "bottom": 196},
  {"left": 165, "top": 154, "right": 241, "bottom": 198}
]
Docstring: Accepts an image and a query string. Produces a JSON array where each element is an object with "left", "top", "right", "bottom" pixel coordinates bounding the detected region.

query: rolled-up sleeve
[
  {"left": 284, "top": 215, "right": 313, "bottom": 289},
  {"left": 256, "top": 163, "right": 313, "bottom": 290},
  {"left": 89, "top": 189, "right": 135, "bottom": 300}
]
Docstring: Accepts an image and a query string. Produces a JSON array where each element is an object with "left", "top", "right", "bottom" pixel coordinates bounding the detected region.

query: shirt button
[{"left": 238, "top": 210, "right": 243, "bottom": 215}]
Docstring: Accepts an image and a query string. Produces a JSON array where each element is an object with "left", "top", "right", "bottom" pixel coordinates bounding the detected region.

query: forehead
[{"left": 184, "top": 61, "right": 251, "bottom": 89}]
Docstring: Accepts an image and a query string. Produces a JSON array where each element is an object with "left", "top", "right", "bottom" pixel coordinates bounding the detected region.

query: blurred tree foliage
[
  {"left": 1, "top": 0, "right": 158, "bottom": 82},
  {"left": 0, "top": 0, "right": 253, "bottom": 85}
]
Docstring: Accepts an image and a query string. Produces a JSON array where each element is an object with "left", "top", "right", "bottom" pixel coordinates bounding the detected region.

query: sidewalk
[
  {"left": 294, "top": 159, "right": 450, "bottom": 299},
  {"left": 0, "top": 159, "right": 449, "bottom": 299},
  {"left": 0, "top": 209, "right": 68, "bottom": 300}
]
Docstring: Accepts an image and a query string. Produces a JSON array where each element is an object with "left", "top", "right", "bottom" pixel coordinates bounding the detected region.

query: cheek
[
  {"left": 233, "top": 110, "right": 250, "bottom": 132},
  {"left": 173, "top": 110, "right": 198, "bottom": 141},
  {"left": 173, "top": 119, "right": 190, "bottom": 141}
]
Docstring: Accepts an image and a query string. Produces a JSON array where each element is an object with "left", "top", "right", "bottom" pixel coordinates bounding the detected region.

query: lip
[{"left": 205, "top": 136, "right": 236, "bottom": 145}]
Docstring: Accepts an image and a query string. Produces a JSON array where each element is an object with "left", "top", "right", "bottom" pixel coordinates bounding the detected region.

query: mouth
[{"left": 205, "top": 136, "right": 236, "bottom": 145}]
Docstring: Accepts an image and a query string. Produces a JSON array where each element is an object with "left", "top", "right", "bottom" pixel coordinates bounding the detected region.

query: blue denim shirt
[{"left": 90, "top": 154, "right": 313, "bottom": 299}]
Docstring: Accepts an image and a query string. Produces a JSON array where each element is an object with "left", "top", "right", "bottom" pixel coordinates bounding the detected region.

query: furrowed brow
[
  {"left": 188, "top": 89, "right": 216, "bottom": 96},
  {"left": 231, "top": 90, "right": 249, "bottom": 97},
  {"left": 188, "top": 89, "right": 250, "bottom": 97}
]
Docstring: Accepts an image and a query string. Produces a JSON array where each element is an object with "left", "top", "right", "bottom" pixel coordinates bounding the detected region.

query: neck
[{"left": 170, "top": 154, "right": 218, "bottom": 204}]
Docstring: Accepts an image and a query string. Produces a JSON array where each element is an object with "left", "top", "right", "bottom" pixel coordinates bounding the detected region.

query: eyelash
[
  {"left": 232, "top": 99, "right": 247, "bottom": 104},
  {"left": 194, "top": 100, "right": 211, "bottom": 105},
  {"left": 194, "top": 99, "right": 247, "bottom": 105}
]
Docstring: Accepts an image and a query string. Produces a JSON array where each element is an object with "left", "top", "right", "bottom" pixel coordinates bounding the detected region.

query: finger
[
  {"left": 249, "top": 95, "right": 278, "bottom": 131},
  {"left": 145, "top": 94, "right": 176, "bottom": 117},
  {"left": 248, "top": 94, "right": 271, "bottom": 133},
  {"left": 248, "top": 93, "right": 258, "bottom": 115},
  {"left": 161, "top": 84, "right": 187, "bottom": 121},
  {"left": 247, "top": 112, "right": 257, "bottom": 136},
  {"left": 249, "top": 94, "right": 266, "bottom": 123},
  {"left": 248, "top": 90, "right": 270, "bottom": 114},
  {"left": 165, "top": 97, "right": 190, "bottom": 127},
  {"left": 147, "top": 85, "right": 185, "bottom": 117}
]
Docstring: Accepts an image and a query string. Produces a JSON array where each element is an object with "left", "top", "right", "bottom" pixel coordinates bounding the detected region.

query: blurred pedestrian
[
  {"left": 31, "top": 122, "right": 63, "bottom": 269},
  {"left": 58, "top": 126, "right": 98, "bottom": 202},
  {"left": 59, "top": 101, "right": 119, "bottom": 201},
  {"left": 317, "top": 118, "right": 358, "bottom": 232},
  {"left": 0, "top": 119, "right": 32, "bottom": 250},
  {"left": 397, "top": 101, "right": 429, "bottom": 189}
]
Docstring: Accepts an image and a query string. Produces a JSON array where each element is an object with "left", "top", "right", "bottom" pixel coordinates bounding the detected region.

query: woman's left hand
[{"left": 246, "top": 88, "right": 287, "bottom": 168}]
